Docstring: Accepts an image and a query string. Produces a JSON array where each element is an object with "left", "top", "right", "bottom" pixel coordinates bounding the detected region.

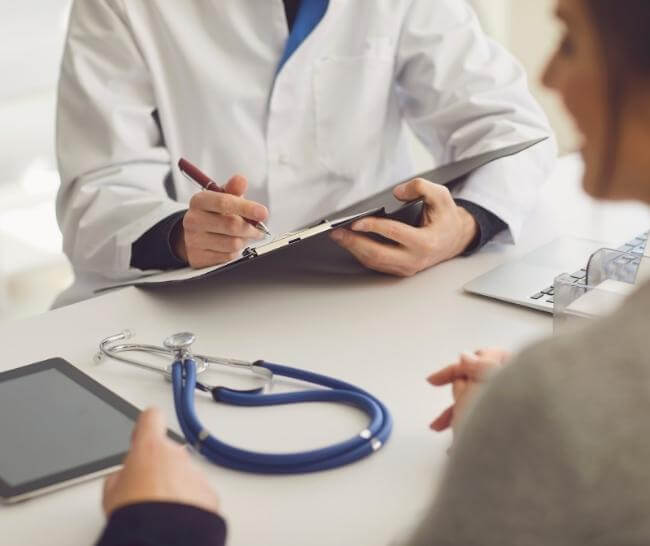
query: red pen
[{"left": 178, "top": 158, "right": 271, "bottom": 236}]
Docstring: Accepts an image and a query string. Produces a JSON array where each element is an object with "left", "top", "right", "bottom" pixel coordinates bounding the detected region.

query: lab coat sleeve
[
  {"left": 395, "top": 0, "right": 557, "bottom": 243},
  {"left": 56, "top": 0, "right": 186, "bottom": 280}
]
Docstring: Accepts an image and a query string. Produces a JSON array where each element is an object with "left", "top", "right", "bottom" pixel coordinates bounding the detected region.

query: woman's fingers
[
  {"left": 475, "top": 347, "right": 512, "bottom": 364},
  {"left": 456, "top": 354, "right": 496, "bottom": 380},
  {"left": 427, "top": 364, "right": 462, "bottom": 386},
  {"left": 428, "top": 350, "right": 508, "bottom": 435},
  {"left": 452, "top": 378, "right": 468, "bottom": 401},
  {"left": 427, "top": 354, "right": 498, "bottom": 387},
  {"left": 430, "top": 405, "right": 454, "bottom": 431}
]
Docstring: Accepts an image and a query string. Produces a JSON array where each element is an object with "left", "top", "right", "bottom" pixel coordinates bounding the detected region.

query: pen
[{"left": 177, "top": 158, "right": 271, "bottom": 236}]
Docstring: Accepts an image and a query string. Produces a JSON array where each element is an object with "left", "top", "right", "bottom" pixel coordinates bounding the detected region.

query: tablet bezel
[{"left": 0, "top": 358, "right": 145, "bottom": 503}]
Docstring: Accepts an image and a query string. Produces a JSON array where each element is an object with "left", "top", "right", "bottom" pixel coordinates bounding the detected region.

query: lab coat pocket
[{"left": 313, "top": 54, "right": 394, "bottom": 180}]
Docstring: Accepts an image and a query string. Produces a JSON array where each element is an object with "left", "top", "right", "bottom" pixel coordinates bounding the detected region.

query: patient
[{"left": 96, "top": 1, "right": 650, "bottom": 544}]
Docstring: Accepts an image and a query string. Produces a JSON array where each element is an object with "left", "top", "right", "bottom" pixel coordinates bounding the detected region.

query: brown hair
[{"left": 585, "top": 1, "right": 650, "bottom": 183}]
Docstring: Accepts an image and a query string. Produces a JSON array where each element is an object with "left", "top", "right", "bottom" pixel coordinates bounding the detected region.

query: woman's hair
[{"left": 584, "top": 1, "right": 650, "bottom": 184}]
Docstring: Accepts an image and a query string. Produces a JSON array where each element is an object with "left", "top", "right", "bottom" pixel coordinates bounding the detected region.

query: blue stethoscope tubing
[{"left": 171, "top": 358, "right": 393, "bottom": 474}]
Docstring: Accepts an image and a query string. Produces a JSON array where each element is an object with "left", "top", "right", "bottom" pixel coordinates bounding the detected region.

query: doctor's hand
[
  {"left": 173, "top": 175, "right": 269, "bottom": 268},
  {"left": 428, "top": 348, "right": 511, "bottom": 434},
  {"left": 102, "top": 408, "right": 220, "bottom": 517},
  {"left": 330, "top": 179, "right": 477, "bottom": 277}
]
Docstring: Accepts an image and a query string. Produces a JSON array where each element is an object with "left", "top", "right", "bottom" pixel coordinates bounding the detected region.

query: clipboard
[{"left": 98, "top": 137, "right": 547, "bottom": 291}]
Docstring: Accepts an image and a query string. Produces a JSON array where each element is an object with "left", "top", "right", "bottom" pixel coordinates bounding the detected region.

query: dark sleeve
[
  {"left": 130, "top": 210, "right": 187, "bottom": 270},
  {"left": 455, "top": 199, "right": 507, "bottom": 255},
  {"left": 96, "top": 502, "right": 227, "bottom": 546}
]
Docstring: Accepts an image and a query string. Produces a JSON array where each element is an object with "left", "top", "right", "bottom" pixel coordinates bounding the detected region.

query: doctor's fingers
[
  {"left": 223, "top": 174, "right": 248, "bottom": 197},
  {"left": 185, "top": 230, "right": 249, "bottom": 255},
  {"left": 183, "top": 209, "right": 263, "bottom": 240},
  {"left": 330, "top": 229, "right": 419, "bottom": 276},
  {"left": 394, "top": 178, "right": 456, "bottom": 212},
  {"left": 190, "top": 190, "right": 268, "bottom": 222},
  {"left": 349, "top": 217, "right": 423, "bottom": 249},
  {"left": 186, "top": 248, "right": 241, "bottom": 269}
]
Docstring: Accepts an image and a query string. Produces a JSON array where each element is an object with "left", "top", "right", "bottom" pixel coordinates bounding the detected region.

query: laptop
[{"left": 464, "top": 231, "right": 649, "bottom": 313}]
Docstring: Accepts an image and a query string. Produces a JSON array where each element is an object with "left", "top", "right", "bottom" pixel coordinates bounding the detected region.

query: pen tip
[{"left": 256, "top": 222, "right": 271, "bottom": 235}]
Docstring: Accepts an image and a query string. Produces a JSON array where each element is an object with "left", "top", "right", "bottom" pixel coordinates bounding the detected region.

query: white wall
[
  {"left": 472, "top": 0, "right": 579, "bottom": 153},
  {"left": 0, "top": 1, "right": 71, "bottom": 100},
  {"left": 0, "top": 1, "right": 73, "bottom": 319},
  {"left": 0, "top": 1, "right": 71, "bottom": 182}
]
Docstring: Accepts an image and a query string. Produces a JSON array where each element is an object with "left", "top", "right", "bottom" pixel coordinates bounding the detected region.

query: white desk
[{"left": 1, "top": 155, "right": 649, "bottom": 546}]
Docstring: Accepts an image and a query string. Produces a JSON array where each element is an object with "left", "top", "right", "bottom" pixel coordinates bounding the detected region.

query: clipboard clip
[
  {"left": 241, "top": 208, "right": 382, "bottom": 259},
  {"left": 243, "top": 221, "right": 333, "bottom": 258}
]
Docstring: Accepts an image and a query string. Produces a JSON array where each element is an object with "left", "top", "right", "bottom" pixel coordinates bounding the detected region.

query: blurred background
[{"left": 0, "top": 0, "right": 573, "bottom": 322}]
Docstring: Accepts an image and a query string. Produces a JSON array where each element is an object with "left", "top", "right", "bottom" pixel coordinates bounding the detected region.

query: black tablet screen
[{"left": 0, "top": 361, "right": 135, "bottom": 490}]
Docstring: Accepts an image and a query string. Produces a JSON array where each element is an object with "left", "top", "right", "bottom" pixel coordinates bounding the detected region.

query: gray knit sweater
[{"left": 410, "top": 279, "right": 650, "bottom": 545}]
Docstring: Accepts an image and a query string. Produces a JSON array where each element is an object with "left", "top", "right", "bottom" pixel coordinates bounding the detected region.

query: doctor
[{"left": 56, "top": 0, "right": 554, "bottom": 305}]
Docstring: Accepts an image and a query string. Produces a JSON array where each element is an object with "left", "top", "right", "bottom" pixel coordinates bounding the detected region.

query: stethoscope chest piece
[{"left": 163, "top": 332, "right": 196, "bottom": 353}]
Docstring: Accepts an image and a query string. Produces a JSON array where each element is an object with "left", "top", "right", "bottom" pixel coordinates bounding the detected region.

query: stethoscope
[{"left": 97, "top": 331, "right": 392, "bottom": 474}]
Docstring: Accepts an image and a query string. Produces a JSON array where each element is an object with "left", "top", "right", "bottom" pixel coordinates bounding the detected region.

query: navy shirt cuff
[
  {"left": 96, "top": 502, "right": 227, "bottom": 546},
  {"left": 130, "top": 210, "right": 187, "bottom": 270},
  {"left": 455, "top": 199, "right": 507, "bottom": 255}
]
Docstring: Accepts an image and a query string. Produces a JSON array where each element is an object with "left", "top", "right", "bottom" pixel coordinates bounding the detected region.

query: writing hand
[{"left": 173, "top": 175, "right": 269, "bottom": 268}]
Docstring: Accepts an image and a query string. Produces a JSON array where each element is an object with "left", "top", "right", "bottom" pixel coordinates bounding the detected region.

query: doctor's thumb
[{"left": 224, "top": 174, "right": 248, "bottom": 196}]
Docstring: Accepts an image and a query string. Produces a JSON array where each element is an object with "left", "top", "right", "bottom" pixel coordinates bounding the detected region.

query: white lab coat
[{"left": 55, "top": 0, "right": 556, "bottom": 305}]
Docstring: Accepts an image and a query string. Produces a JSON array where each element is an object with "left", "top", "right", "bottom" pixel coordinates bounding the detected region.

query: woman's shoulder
[
  {"left": 466, "top": 278, "right": 650, "bottom": 450},
  {"left": 427, "top": 282, "right": 650, "bottom": 546},
  {"left": 514, "top": 279, "right": 650, "bottom": 386}
]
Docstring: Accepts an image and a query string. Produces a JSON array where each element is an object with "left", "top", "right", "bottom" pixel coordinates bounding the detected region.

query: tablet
[{"left": 0, "top": 358, "right": 174, "bottom": 504}]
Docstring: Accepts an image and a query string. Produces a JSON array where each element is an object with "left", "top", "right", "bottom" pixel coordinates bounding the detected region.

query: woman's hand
[
  {"left": 329, "top": 178, "right": 478, "bottom": 277},
  {"left": 173, "top": 175, "right": 269, "bottom": 268},
  {"left": 428, "top": 348, "right": 511, "bottom": 433},
  {"left": 102, "top": 408, "right": 220, "bottom": 517}
]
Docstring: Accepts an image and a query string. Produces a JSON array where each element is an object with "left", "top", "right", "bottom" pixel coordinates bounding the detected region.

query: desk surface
[{"left": 1, "top": 155, "right": 649, "bottom": 546}]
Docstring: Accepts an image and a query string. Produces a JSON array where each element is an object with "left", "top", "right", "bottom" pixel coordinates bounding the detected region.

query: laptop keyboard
[{"left": 530, "top": 230, "right": 649, "bottom": 305}]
